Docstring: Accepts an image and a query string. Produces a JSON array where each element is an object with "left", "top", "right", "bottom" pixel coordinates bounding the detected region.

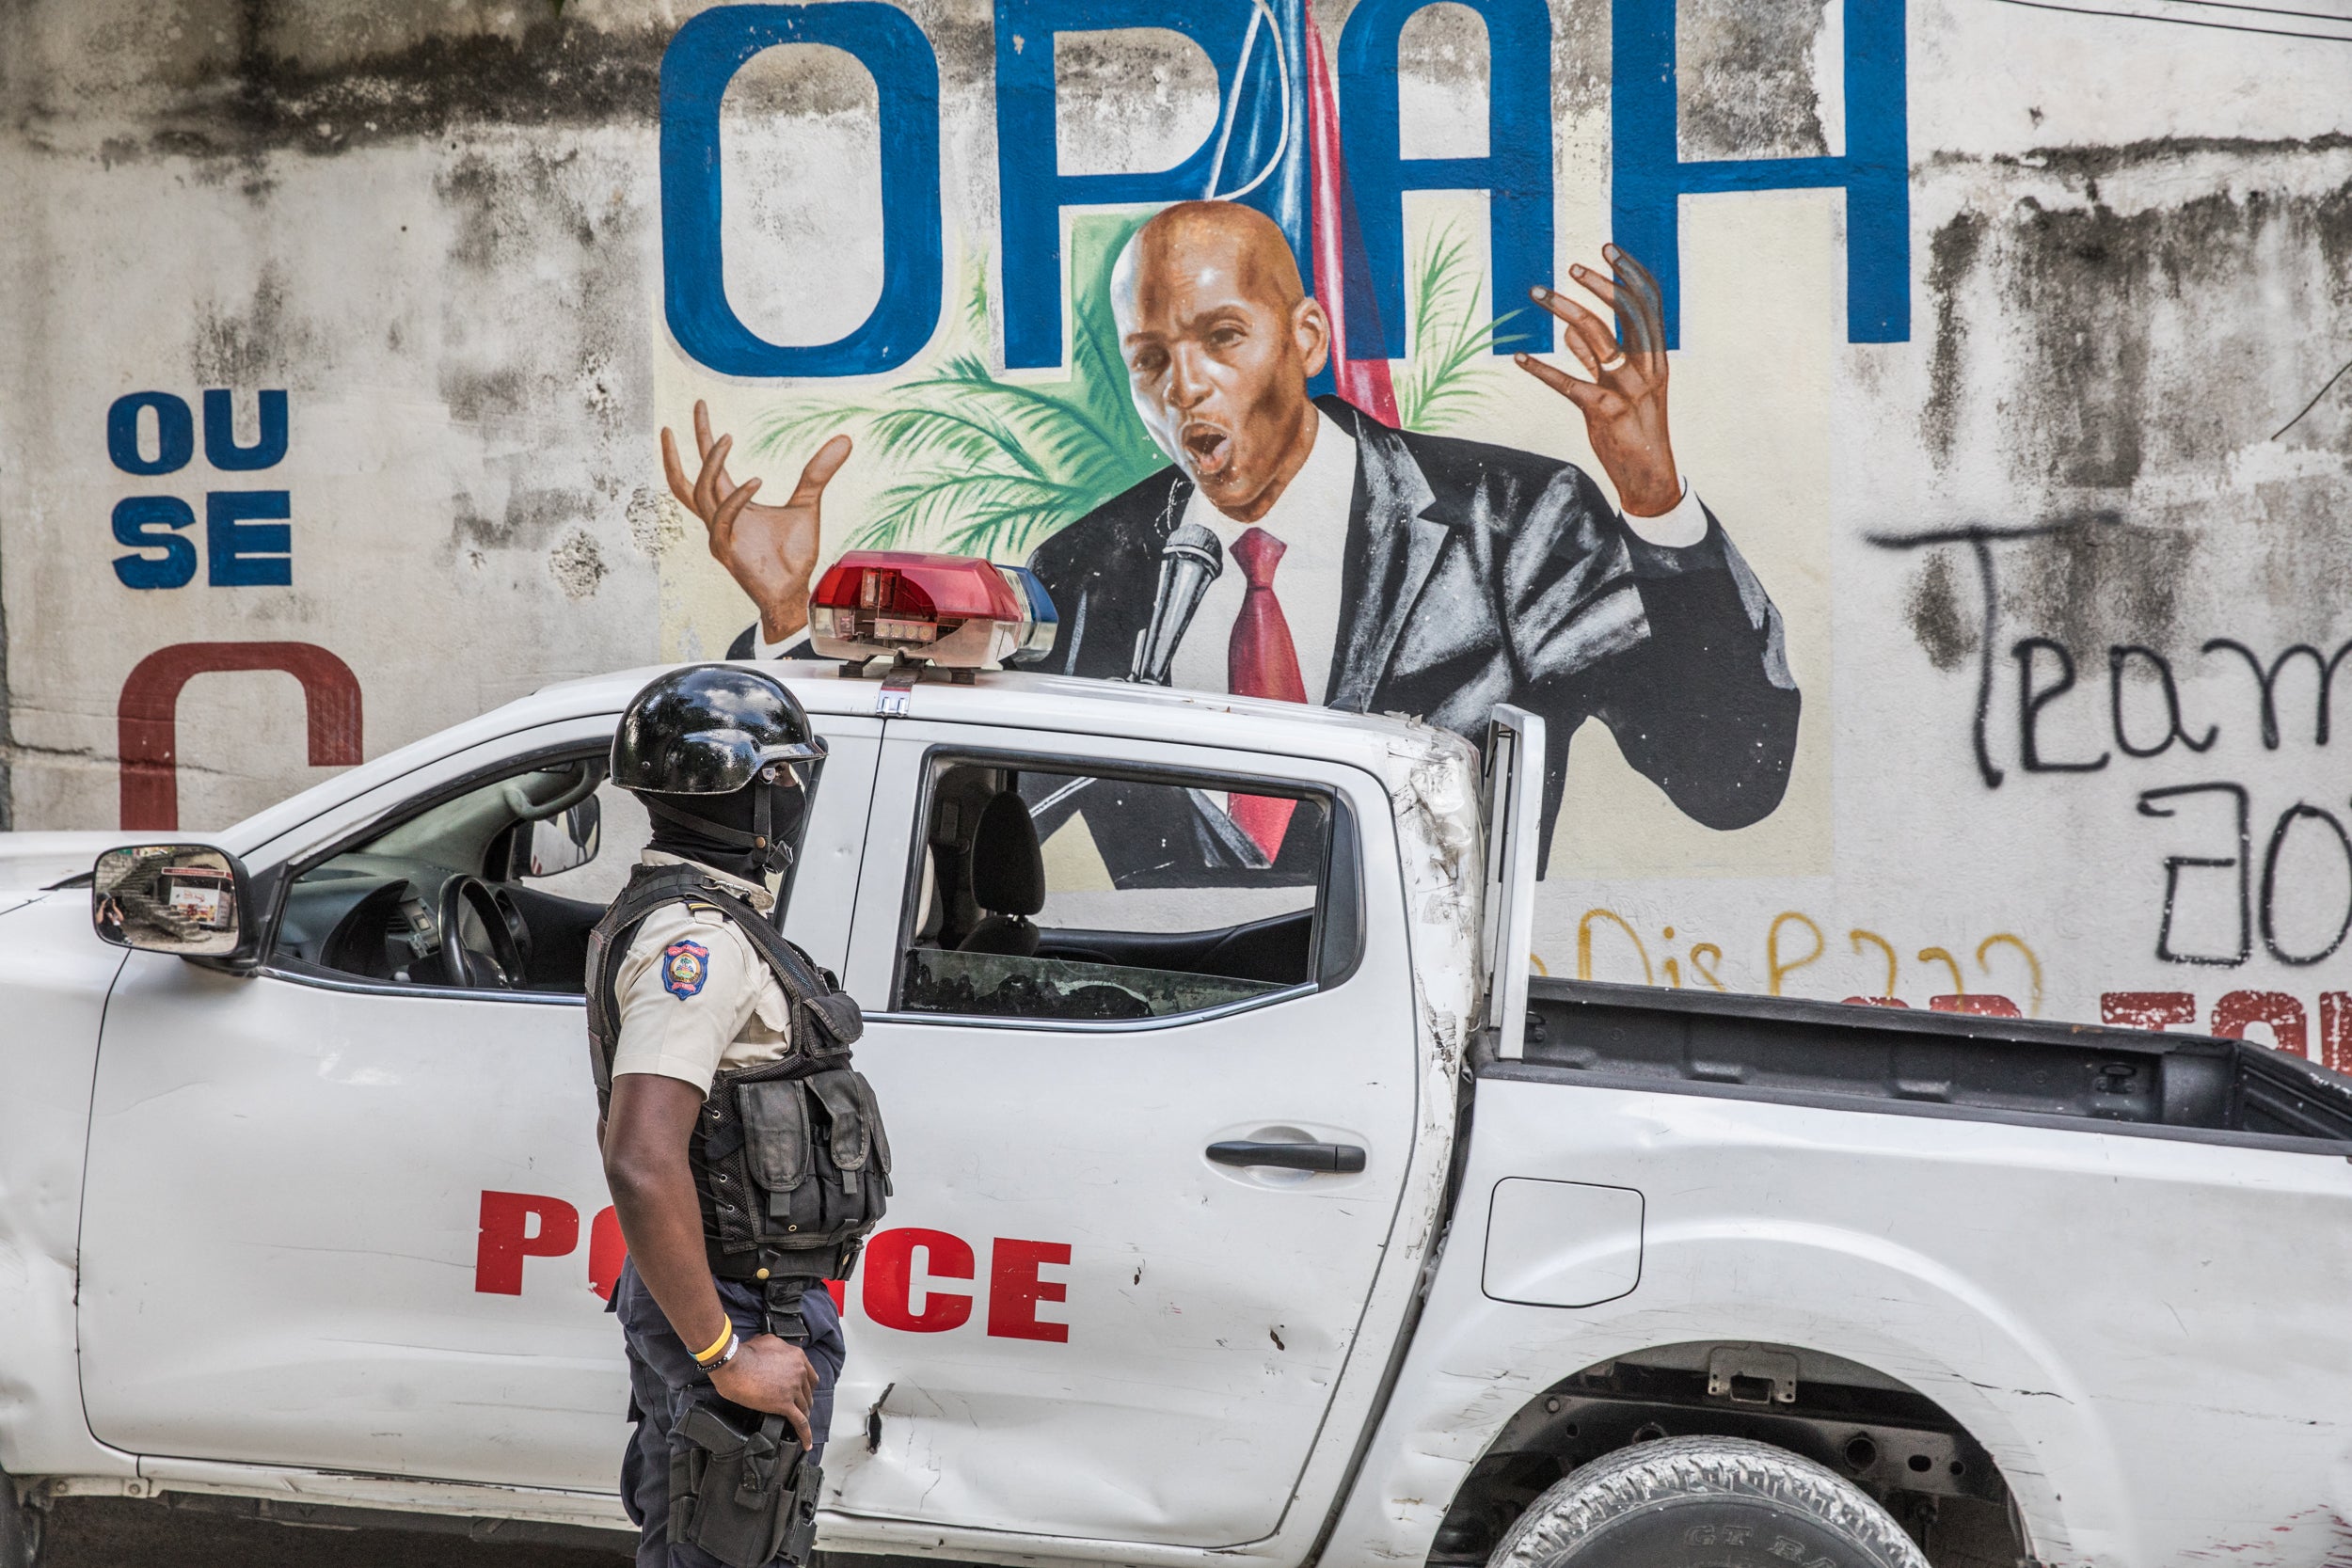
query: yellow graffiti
[
  {"left": 1849, "top": 929, "right": 1899, "bottom": 998},
  {"left": 1577, "top": 909, "right": 1654, "bottom": 986},
  {"left": 1566, "top": 905, "right": 2049, "bottom": 1012},
  {"left": 1916, "top": 947, "right": 1965, "bottom": 996},
  {"left": 1530, "top": 952, "right": 1549, "bottom": 977},
  {"left": 1768, "top": 912, "right": 1824, "bottom": 996},
  {"left": 1976, "top": 933, "right": 2044, "bottom": 1018}
]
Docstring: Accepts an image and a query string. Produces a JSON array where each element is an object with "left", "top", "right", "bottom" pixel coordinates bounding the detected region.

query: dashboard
[{"left": 276, "top": 853, "right": 601, "bottom": 993}]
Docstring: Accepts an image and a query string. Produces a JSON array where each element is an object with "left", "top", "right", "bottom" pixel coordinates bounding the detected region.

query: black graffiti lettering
[
  {"left": 2137, "top": 783, "right": 2251, "bottom": 967},
  {"left": 2107, "top": 644, "right": 2217, "bottom": 759},
  {"left": 2014, "top": 638, "right": 2110, "bottom": 773},
  {"left": 2258, "top": 802, "right": 2352, "bottom": 967},
  {"left": 2201, "top": 638, "right": 2352, "bottom": 750},
  {"left": 1964, "top": 537, "right": 2002, "bottom": 790},
  {"left": 1867, "top": 516, "right": 2117, "bottom": 790}
]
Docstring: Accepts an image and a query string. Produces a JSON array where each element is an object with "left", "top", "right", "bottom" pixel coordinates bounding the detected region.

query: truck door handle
[{"left": 1205, "top": 1141, "right": 1367, "bottom": 1173}]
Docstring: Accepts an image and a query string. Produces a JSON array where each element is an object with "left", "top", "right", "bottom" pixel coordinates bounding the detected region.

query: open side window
[
  {"left": 273, "top": 749, "right": 652, "bottom": 995},
  {"left": 890, "top": 751, "right": 1362, "bottom": 1024}
]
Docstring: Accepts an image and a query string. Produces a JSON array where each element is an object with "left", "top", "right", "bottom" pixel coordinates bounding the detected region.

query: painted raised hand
[
  {"left": 1514, "top": 245, "right": 1683, "bottom": 519},
  {"left": 660, "top": 399, "right": 851, "bottom": 646}
]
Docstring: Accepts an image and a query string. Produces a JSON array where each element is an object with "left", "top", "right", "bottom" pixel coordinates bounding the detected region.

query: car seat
[{"left": 958, "top": 792, "right": 1044, "bottom": 957}]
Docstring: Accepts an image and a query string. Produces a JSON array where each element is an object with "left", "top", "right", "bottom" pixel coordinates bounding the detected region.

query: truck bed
[{"left": 1500, "top": 979, "right": 2352, "bottom": 1151}]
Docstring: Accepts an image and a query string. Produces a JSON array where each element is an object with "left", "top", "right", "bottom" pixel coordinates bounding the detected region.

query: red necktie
[{"left": 1227, "top": 526, "right": 1303, "bottom": 860}]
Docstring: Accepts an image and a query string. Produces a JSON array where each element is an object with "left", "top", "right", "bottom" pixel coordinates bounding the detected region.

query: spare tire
[{"left": 1490, "top": 1435, "right": 1930, "bottom": 1568}]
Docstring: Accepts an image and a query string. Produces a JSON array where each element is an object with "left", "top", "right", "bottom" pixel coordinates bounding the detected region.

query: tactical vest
[{"left": 588, "top": 863, "right": 891, "bottom": 1342}]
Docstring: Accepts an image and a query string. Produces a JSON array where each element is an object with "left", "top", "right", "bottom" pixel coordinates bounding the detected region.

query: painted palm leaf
[
  {"left": 1392, "top": 221, "right": 1525, "bottom": 435},
  {"left": 751, "top": 215, "right": 1163, "bottom": 563}
]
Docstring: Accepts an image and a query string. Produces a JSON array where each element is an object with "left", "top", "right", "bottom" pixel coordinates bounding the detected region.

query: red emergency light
[{"left": 807, "top": 551, "right": 1058, "bottom": 670}]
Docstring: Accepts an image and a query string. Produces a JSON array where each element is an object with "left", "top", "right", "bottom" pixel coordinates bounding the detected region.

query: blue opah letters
[
  {"left": 660, "top": 3, "right": 943, "bottom": 376},
  {"left": 995, "top": 0, "right": 1308, "bottom": 370},
  {"left": 1611, "top": 0, "right": 1910, "bottom": 346},
  {"left": 1337, "top": 0, "right": 1555, "bottom": 359},
  {"left": 649, "top": 2, "right": 1915, "bottom": 375}
]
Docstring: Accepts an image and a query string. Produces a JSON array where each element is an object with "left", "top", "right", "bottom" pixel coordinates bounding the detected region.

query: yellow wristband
[{"left": 690, "top": 1323, "right": 736, "bottom": 1367}]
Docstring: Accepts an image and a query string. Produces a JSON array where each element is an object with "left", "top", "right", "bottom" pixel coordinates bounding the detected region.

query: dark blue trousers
[{"left": 613, "top": 1260, "right": 846, "bottom": 1568}]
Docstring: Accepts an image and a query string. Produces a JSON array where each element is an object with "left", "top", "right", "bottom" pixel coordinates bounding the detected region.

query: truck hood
[{"left": 0, "top": 832, "right": 143, "bottom": 897}]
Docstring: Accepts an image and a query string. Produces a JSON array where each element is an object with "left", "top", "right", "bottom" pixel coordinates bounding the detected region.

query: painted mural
[
  {"left": 2, "top": 0, "right": 2348, "bottom": 1051},
  {"left": 672, "top": 202, "right": 1797, "bottom": 858}
]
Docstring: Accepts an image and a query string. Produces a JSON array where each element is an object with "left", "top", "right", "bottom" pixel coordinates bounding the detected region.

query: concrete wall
[{"left": 3, "top": 0, "right": 2347, "bottom": 1042}]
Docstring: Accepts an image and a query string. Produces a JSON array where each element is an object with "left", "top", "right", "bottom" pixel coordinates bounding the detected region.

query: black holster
[{"left": 668, "top": 1396, "right": 822, "bottom": 1568}]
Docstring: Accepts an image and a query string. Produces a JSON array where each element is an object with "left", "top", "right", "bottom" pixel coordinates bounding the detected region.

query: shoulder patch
[{"left": 661, "top": 940, "right": 711, "bottom": 999}]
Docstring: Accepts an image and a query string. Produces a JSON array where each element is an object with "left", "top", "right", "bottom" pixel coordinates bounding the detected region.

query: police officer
[{"left": 593, "top": 663, "right": 886, "bottom": 1568}]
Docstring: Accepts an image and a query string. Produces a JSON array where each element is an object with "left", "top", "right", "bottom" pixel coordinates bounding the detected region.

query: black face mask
[{"left": 642, "top": 778, "right": 808, "bottom": 886}]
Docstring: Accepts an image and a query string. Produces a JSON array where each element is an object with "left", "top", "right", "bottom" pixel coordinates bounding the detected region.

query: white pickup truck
[{"left": 4, "top": 665, "right": 2350, "bottom": 1568}]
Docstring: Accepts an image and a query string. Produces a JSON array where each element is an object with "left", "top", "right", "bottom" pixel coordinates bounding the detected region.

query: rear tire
[{"left": 1489, "top": 1435, "right": 1931, "bottom": 1568}]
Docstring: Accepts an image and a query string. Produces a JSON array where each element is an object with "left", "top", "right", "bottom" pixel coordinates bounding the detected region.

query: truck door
[
  {"left": 827, "top": 721, "right": 1422, "bottom": 1549},
  {"left": 75, "top": 715, "right": 881, "bottom": 1494}
]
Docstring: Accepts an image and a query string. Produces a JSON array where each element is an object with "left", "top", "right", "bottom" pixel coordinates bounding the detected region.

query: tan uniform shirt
[{"left": 608, "top": 851, "right": 792, "bottom": 1094}]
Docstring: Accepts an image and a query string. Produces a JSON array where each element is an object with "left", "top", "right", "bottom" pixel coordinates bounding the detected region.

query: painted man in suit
[{"left": 665, "top": 200, "right": 1798, "bottom": 866}]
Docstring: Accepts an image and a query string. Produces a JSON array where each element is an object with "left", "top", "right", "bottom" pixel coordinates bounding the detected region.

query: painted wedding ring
[{"left": 1597, "top": 352, "right": 1629, "bottom": 372}]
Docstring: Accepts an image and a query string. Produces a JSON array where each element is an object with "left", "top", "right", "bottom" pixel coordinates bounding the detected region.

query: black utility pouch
[
  {"left": 670, "top": 1398, "right": 822, "bottom": 1568},
  {"left": 737, "top": 1069, "right": 894, "bottom": 1244},
  {"left": 806, "top": 1068, "right": 890, "bottom": 1228},
  {"left": 739, "top": 1078, "right": 822, "bottom": 1236}
]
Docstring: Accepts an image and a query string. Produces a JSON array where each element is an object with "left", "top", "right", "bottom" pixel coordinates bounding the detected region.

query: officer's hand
[{"left": 709, "top": 1333, "right": 818, "bottom": 1449}]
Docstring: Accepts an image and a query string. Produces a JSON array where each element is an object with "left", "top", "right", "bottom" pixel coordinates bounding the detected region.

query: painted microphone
[{"left": 1128, "top": 521, "right": 1224, "bottom": 686}]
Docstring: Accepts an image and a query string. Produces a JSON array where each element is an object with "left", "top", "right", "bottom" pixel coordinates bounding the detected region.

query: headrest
[{"left": 969, "top": 792, "right": 1044, "bottom": 918}]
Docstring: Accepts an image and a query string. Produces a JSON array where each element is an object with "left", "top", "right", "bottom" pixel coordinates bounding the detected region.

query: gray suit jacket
[{"left": 1021, "top": 397, "right": 1801, "bottom": 859}]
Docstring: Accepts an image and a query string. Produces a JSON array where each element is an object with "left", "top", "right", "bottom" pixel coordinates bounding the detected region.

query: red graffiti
[
  {"left": 1837, "top": 994, "right": 2023, "bottom": 1014},
  {"left": 862, "top": 1227, "right": 975, "bottom": 1333},
  {"left": 988, "top": 1238, "right": 1073, "bottom": 1344},
  {"left": 2095, "top": 990, "right": 2352, "bottom": 1069},
  {"left": 118, "top": 641, "right": 362, "bottom": 830},
  {"left": 2102, "top": 991, "right": 2198, "bottom": 1032},
  {"left": 2211, "top": 990, "right": 2308, "bottom": 1057},
  {"left": 1928, "top": 994, "right": 2022, "bottom": 1017},
  {"left": 476, "top": 1191, "right": 581, "bottom": 1296}
]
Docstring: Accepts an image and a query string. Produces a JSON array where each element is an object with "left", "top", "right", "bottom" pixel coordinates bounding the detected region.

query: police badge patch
[{"left": 661, "top": 940, "right": 710, "bottom": 999}]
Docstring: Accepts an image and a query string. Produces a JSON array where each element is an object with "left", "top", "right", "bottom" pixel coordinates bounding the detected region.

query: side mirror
[
  {"left": 522, "top": 793, "right": 602, "bottom": 879},
  {"left": 93, "top": 844, "right": 255, "bottom": 959}
]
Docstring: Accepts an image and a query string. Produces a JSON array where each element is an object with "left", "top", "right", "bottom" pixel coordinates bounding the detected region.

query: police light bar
[{"left": 807, "top": 551, "right": 1058, "bottom": 670}]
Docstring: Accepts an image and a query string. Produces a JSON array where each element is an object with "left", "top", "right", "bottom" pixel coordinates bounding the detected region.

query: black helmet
[{"left": 612, "top": 664, "right": 827, "bottom": 876}]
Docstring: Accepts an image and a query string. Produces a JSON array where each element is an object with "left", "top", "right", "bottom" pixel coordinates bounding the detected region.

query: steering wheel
[{"left": 437, "top": 875, "right": 526, "bottom": 989}]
